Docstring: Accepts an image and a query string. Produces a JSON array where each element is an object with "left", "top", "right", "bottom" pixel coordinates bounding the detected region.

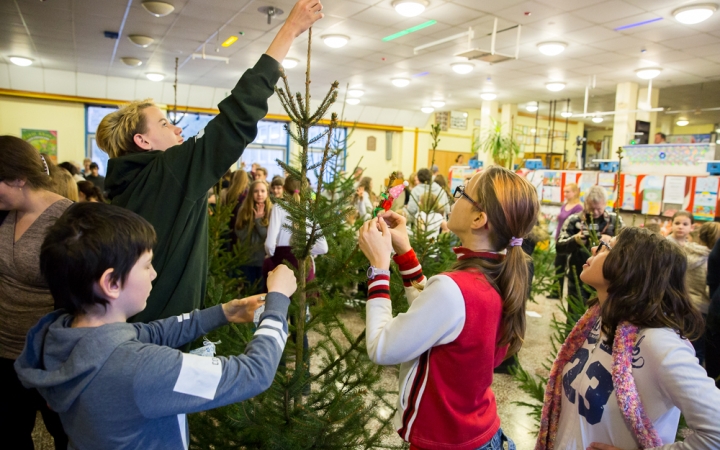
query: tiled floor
[{"left": 32, "top": 294, "right": 561, "bottom": 449}]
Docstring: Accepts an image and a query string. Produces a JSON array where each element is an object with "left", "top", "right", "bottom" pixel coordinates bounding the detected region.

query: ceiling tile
[
  {"left": 9, "top": 65, "right": 44, "bottom": 91},
  {"left": 106, "top": 76, "right": 136, "bottom": 101},
  {"left": 563, "top": 26, "right": 619, "bottom": 44},
  {"left": 534, "top": 0, "right": 605, "bottom": 12},
  {"left": 571, "top": 1, "right": 644, "bottom": 24},
  {"left": 0, "top": 63, "right": 10, "bottom": 89},
  {"left": 661, "top": 33, "right": 720, "bottom": 50},
  {"left": 44, "top": 69, "right": 76, "bottom": 95},
  {"left": 631, "top": 23, "right": 697, "bottom": 42},
  {"left": 494, "top": 1, "right": 565, "bottom": 25},
  {"left": 76, "top": 72, "right": 107, "bottom": 98}
]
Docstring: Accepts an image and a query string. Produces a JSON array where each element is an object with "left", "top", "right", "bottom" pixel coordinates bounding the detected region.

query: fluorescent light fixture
[
  {"left": 392, "top": 78, "right": 410, "bottom": 87},
  {"left": 348, "top": 89, "right": 364, "bottom": 98},
  {"left": 128, "top": 35, "right": 154, "bottom": 47},
  {"left": 321, "top": 35, "right": 349, "bottom": 48},
  {"left": 431, "top": 100, "right": 445, "bottom": 108},
  {"left": 560, "top": 111, "right": 573, "bottom": 118},
  {"left": 537, "top": 42, "right": 566, "bottom": 56},
  {"left": 480, "top": 92, "right": 497, "bottom": 101},
  {"left": 614, "top": 17, "right": 663, "bottom": 31},
  {"left": 526, "top": 102, "right": 539, "bottom": 112},
  {"left": 451, "top": 62, "right": 474, "bottom": 74},
  {"left": 282, "top": 58, "right": 299, "bottom": 69},
  {"left": 531, "top": 128, "right": 536, "bottom": 134},
  {"left": 676, "top": 119, "right": 689, "bottom": 126},
  {"left": 635, "top": 67, "right": 662, "bottom": 79},
  {"left": 121, "top": 57, "right": 142, "bottom": 67},
  {"left": 141, "top": 1, "right": 175, "bottom": 17},
  {"left": 592, "top": 116, "right": 604, "bottom": 123},
  {"left": 673, "top": 3, "right": 717, "bottom": 24},
  {"left": 191, "top": 53, "right": 230, "bottom": 63},
  {"left": 221, "top": 36, "right": 238, "bottom": 47},
  {"left": 392, "top": 0, "right": 429, "bottom": 17},
  {"left": 546, "top": 81, "right": 566, "bottom": 92},
  {"left": 9, "top": 56, "right": 33, "bottom": 66},
  {"left": 346, "top": 98, "right": 360, "bottom": 105},
  {"left": 421, "top": 107, "right": 435, "bottom": 113},
  {"left": 146, "top": 73, "right": 165, "bottom": 82},
  {"left": 382, "top": 20, "right": 437, "bottom": 42}
]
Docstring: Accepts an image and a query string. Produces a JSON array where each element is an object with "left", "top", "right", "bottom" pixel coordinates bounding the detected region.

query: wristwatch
[{"left": 367, "top": 266, "right": 391, "bottom": 280}]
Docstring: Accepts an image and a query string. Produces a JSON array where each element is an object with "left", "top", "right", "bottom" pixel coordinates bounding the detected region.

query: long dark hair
[
  {"left": 592, "top": 227, "right": 703, "bottom": 345},
  {"left": 0, "top": 136, "right": 53, "bottom": 190},
  {"left": 451, "top": 166, "right": 540, "bottom": 357}
]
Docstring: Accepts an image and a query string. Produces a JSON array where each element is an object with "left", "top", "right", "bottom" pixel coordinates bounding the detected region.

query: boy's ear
[
  {"left": 93, "top": 268, "right": 122, "bottom": 301},
  {"left": 133, "top": 133, "right": 153, "bottom": 151}
]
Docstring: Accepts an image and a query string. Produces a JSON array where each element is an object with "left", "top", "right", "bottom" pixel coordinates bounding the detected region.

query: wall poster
[
  {"left": 621, "top": 175, "right": 637, "bottom": 211},
  {"left": 641, "top": 175, "right": 664, "bottom": 215},
  {"left": 22, "top": 129, "right": 58, "bottom": 163},
  {"left": 693, "top": 177, "right": 719, "bottom": 221},
  {"left": 662, "top": 176, "right": 687, "bottom": 204}
]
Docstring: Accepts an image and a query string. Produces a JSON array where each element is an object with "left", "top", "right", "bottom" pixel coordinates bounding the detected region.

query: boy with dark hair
[
  {"left": 14, "top": 202, "right": 297, "bottom": 449},
  {"left": 83, "top": 162, "right": 105, "bottom": 191}
]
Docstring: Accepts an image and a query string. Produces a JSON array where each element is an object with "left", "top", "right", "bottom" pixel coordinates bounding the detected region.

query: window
[
  {"left": 240, "top": 120, "right": 290, "bottom": 180},
  {"left": 306, "top": 126, "right": 347, "bottom": 186},
  {"left": 169, "top": 111, "right": 215, "bottom": 140},
  {"left": 86, "top": 105, "right": 118, "bottom": 176}
]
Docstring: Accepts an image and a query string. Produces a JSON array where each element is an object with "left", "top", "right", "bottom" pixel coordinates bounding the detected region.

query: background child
[
  {"left": 270, "top": 176, "right": 285, "bottom": 200},
  {"left": 415, "top": 193, "right": 445, "bottom": 240},
  {"left": 15, "top": 202, "right": 297, "bottom": 449},
  {"left": 235, "top": 180, "right": 273, "bottom": 289},
  {"left": 667, "top": 210, "right": 693, "bottom": 246}
]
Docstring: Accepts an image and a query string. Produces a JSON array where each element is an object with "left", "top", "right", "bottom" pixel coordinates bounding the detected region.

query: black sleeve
[
  {"left": 708, "top": 238, "right": 720, "bottom": 298},
  {"left": 161, "top": 55, "right": 282, "bottom": 201}
]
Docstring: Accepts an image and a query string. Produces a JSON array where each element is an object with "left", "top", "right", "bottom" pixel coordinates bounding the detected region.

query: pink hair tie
[
  {"left": 294, "top": 189, "right": 300, "bottom": 194},
  {"left": 509, "top": 237, "right": 523, "bottom": 247}
]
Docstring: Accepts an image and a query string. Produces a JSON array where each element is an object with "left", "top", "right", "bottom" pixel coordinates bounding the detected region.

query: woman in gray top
[
  {"left": 0, "top": 136, "right": 71, "bottom": 449},
  {"left": 235, "top": 180, "right": 273, "bottom": 290}
]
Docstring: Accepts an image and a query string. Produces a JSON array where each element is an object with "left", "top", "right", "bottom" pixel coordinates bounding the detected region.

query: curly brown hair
[{"left": 591, "top": 227, "right": 703, "bottom": 345}]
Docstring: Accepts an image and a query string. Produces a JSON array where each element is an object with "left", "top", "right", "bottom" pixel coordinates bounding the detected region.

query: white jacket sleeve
[
  {"left": 366, "top": 274, "right": 465, "bottom": 365},
  {"left": 650, "top": 332, "right": 720, "bottom": 449},
  {"left": 265, "top": 204, "right": 283, "bottom": 257}
]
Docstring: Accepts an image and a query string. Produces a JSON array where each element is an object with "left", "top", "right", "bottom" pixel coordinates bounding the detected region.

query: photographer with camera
[{"left": 557, "top": 185, "right": 623, "bottom": 304}]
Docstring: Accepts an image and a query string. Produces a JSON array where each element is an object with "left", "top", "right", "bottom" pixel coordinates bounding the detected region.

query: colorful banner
[
  {"left": 693, "top": 177, "right": 719, "bottom": 221},
  {"left": 22, "top": 129, "right": 58, "bottom": 163},
  {"left": 621, "top": 175, "right": 637, "bottom": 211},
  {"left": 641, "top": 175, "right": 664, "bottom": 215},
  {"left": 623, "top": 143, "right": 713, "bottom": 166}
]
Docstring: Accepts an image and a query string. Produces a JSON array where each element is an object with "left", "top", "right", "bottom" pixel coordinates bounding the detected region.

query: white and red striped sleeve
[
  {"left": 393, "top": 249, "right": 426, "bottom": 305},
  {"left": 367, "top": 274, "right": 391, "bottom": 301}
]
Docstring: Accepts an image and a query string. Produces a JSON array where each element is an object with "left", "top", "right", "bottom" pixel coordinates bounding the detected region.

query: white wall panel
[{"left": 44, "top": 69, "right": 76, "bottom": 96}]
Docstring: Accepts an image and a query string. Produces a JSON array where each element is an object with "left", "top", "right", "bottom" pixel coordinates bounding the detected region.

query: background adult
[
  {"left": 83, "top": 162, "right": 105, "bottom": 192},
  {"left": 557, "top": 185, "right": 623, "bottom": 304},
  {"left": 0, "top": 135, "right": 71, "bottom": 449},
  {"left": 76, "top": 180, "right": 105, "bottom": 203},
  {"left": 405, "top": 168, "right": 450, "bottom": 222},
  {"left": 550, "top": 183, "right": 583, "bottom": 299}
]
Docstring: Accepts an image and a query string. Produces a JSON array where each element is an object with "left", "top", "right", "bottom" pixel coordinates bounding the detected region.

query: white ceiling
[{"left": 2, "top": 0, "right": 720, "bottom": 121}]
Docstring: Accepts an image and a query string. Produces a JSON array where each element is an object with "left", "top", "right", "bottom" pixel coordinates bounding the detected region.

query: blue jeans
[{"left": 475, "top": 428, "right": 516, "bottom": 450}]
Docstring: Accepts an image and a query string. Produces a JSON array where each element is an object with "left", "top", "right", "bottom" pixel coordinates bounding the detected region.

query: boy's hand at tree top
[
  {"left": 222, "top": 294, "right": 266, "bottom": 323},
  {"left": 283, "top": 0, "right": 324, "bottom": 38}
]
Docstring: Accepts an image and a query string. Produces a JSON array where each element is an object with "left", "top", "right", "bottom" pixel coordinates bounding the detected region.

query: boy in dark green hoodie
[{"left": 96, "top": 0, "right": 323, "bottom": 323}]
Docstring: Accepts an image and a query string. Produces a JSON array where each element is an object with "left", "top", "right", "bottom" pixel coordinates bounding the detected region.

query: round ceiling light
[
  {"left": 526, "top": 102, "right": 539, "bottom": 112},
  {"left": 480, "top": 92, "right": 497, "bottom": 101},
  {"left": 321, "top": 35, "right": 349, "bottom": 48},
  {"left": 392, "top": 78, "right": 410, "bottom": 87},
  {"left": 128, "top": 35, "right": 154, "bottom": 47},
  {"left": 451, "top": 62, "right": 474, "bottom": 74},
  {"left": 592, "top": 116, "right": 604, "bottom": 123},
  {"left": 282, "top": 58, "right": 298, "bottom": 69},
  {"left": 560, "top": 111, "right": 573, "bottom": 118},
  {"left": 146, "top": 73, "right": 165, "bottom": 82},
  {"left": 537, "top": 41, "right": 567, "bottom": 56},
  {"left": 348, "top": 89, "right": 364, "bottom": 97},
  {"left": 392, "top": 0, "right": 429, "bottom": 17},
  {"left": 141, "top": 1, "right": 175, "bottom": 17},
  {"left": 346, "top": 98, "right": 360, "bottom": 105},
  {"left": 421, "top": 107, "right": 435, "bottom": 113},
  {"left": 430, "top": 100, "right": 445, "bottom": 108},
  {"left": 673, "top": 3, "right": 717, "bottom": 24},
  {"left": 546, "top": 81, "right": 566, "bottom": 92},
  {"left": 9, "top": 56, "right": 33, "bottom": 66},
  {"left": 121, "top": 57, "right": 143, "bottom": 67},
  {"left": 677, "top": 119, "right": 690, "bottom": 126},
  {"left": 635, "top": 67, "right": 662, "bottom": 79}
]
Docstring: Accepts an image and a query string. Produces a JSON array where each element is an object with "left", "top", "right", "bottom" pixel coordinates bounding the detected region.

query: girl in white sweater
[{"left": 536, "top": 227, "right": 720, "bottom": 450}]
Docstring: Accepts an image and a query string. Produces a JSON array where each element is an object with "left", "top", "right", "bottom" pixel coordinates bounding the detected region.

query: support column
[
  {"left": 611, "top": 82, "right": 639, "bottom": 158},
  {"left": 637, "top": 85, "right": 660, "bottom": 141},
  {"left": 480, "top": 100, "right": 499, "bottom": 167}
]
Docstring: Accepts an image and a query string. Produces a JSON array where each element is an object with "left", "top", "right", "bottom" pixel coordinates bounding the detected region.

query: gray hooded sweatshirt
[{"left": 14, "top": 295, "right": 290, "bottom": 450}]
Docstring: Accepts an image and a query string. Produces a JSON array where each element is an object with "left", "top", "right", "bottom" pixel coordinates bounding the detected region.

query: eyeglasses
[
  {"left": 597, "top": 240, "right": 612, "bottom": 253},
  {"left": 453, "top": 185, "right": 483, "bottom": 211}
]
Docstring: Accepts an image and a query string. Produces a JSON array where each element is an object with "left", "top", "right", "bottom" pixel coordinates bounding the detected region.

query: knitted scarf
[{"left": 535, "top": 305, "right": 663, "bottom": 450}]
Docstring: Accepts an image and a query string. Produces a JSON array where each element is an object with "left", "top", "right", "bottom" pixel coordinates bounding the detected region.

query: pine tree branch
[{"left": 310, "top": 329, "right": 366, "bottom": 383}]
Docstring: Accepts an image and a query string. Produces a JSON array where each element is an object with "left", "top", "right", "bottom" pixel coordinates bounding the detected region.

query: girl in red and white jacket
[{"left": 358, "top": 166, "right": 540, "bottom": 450}]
